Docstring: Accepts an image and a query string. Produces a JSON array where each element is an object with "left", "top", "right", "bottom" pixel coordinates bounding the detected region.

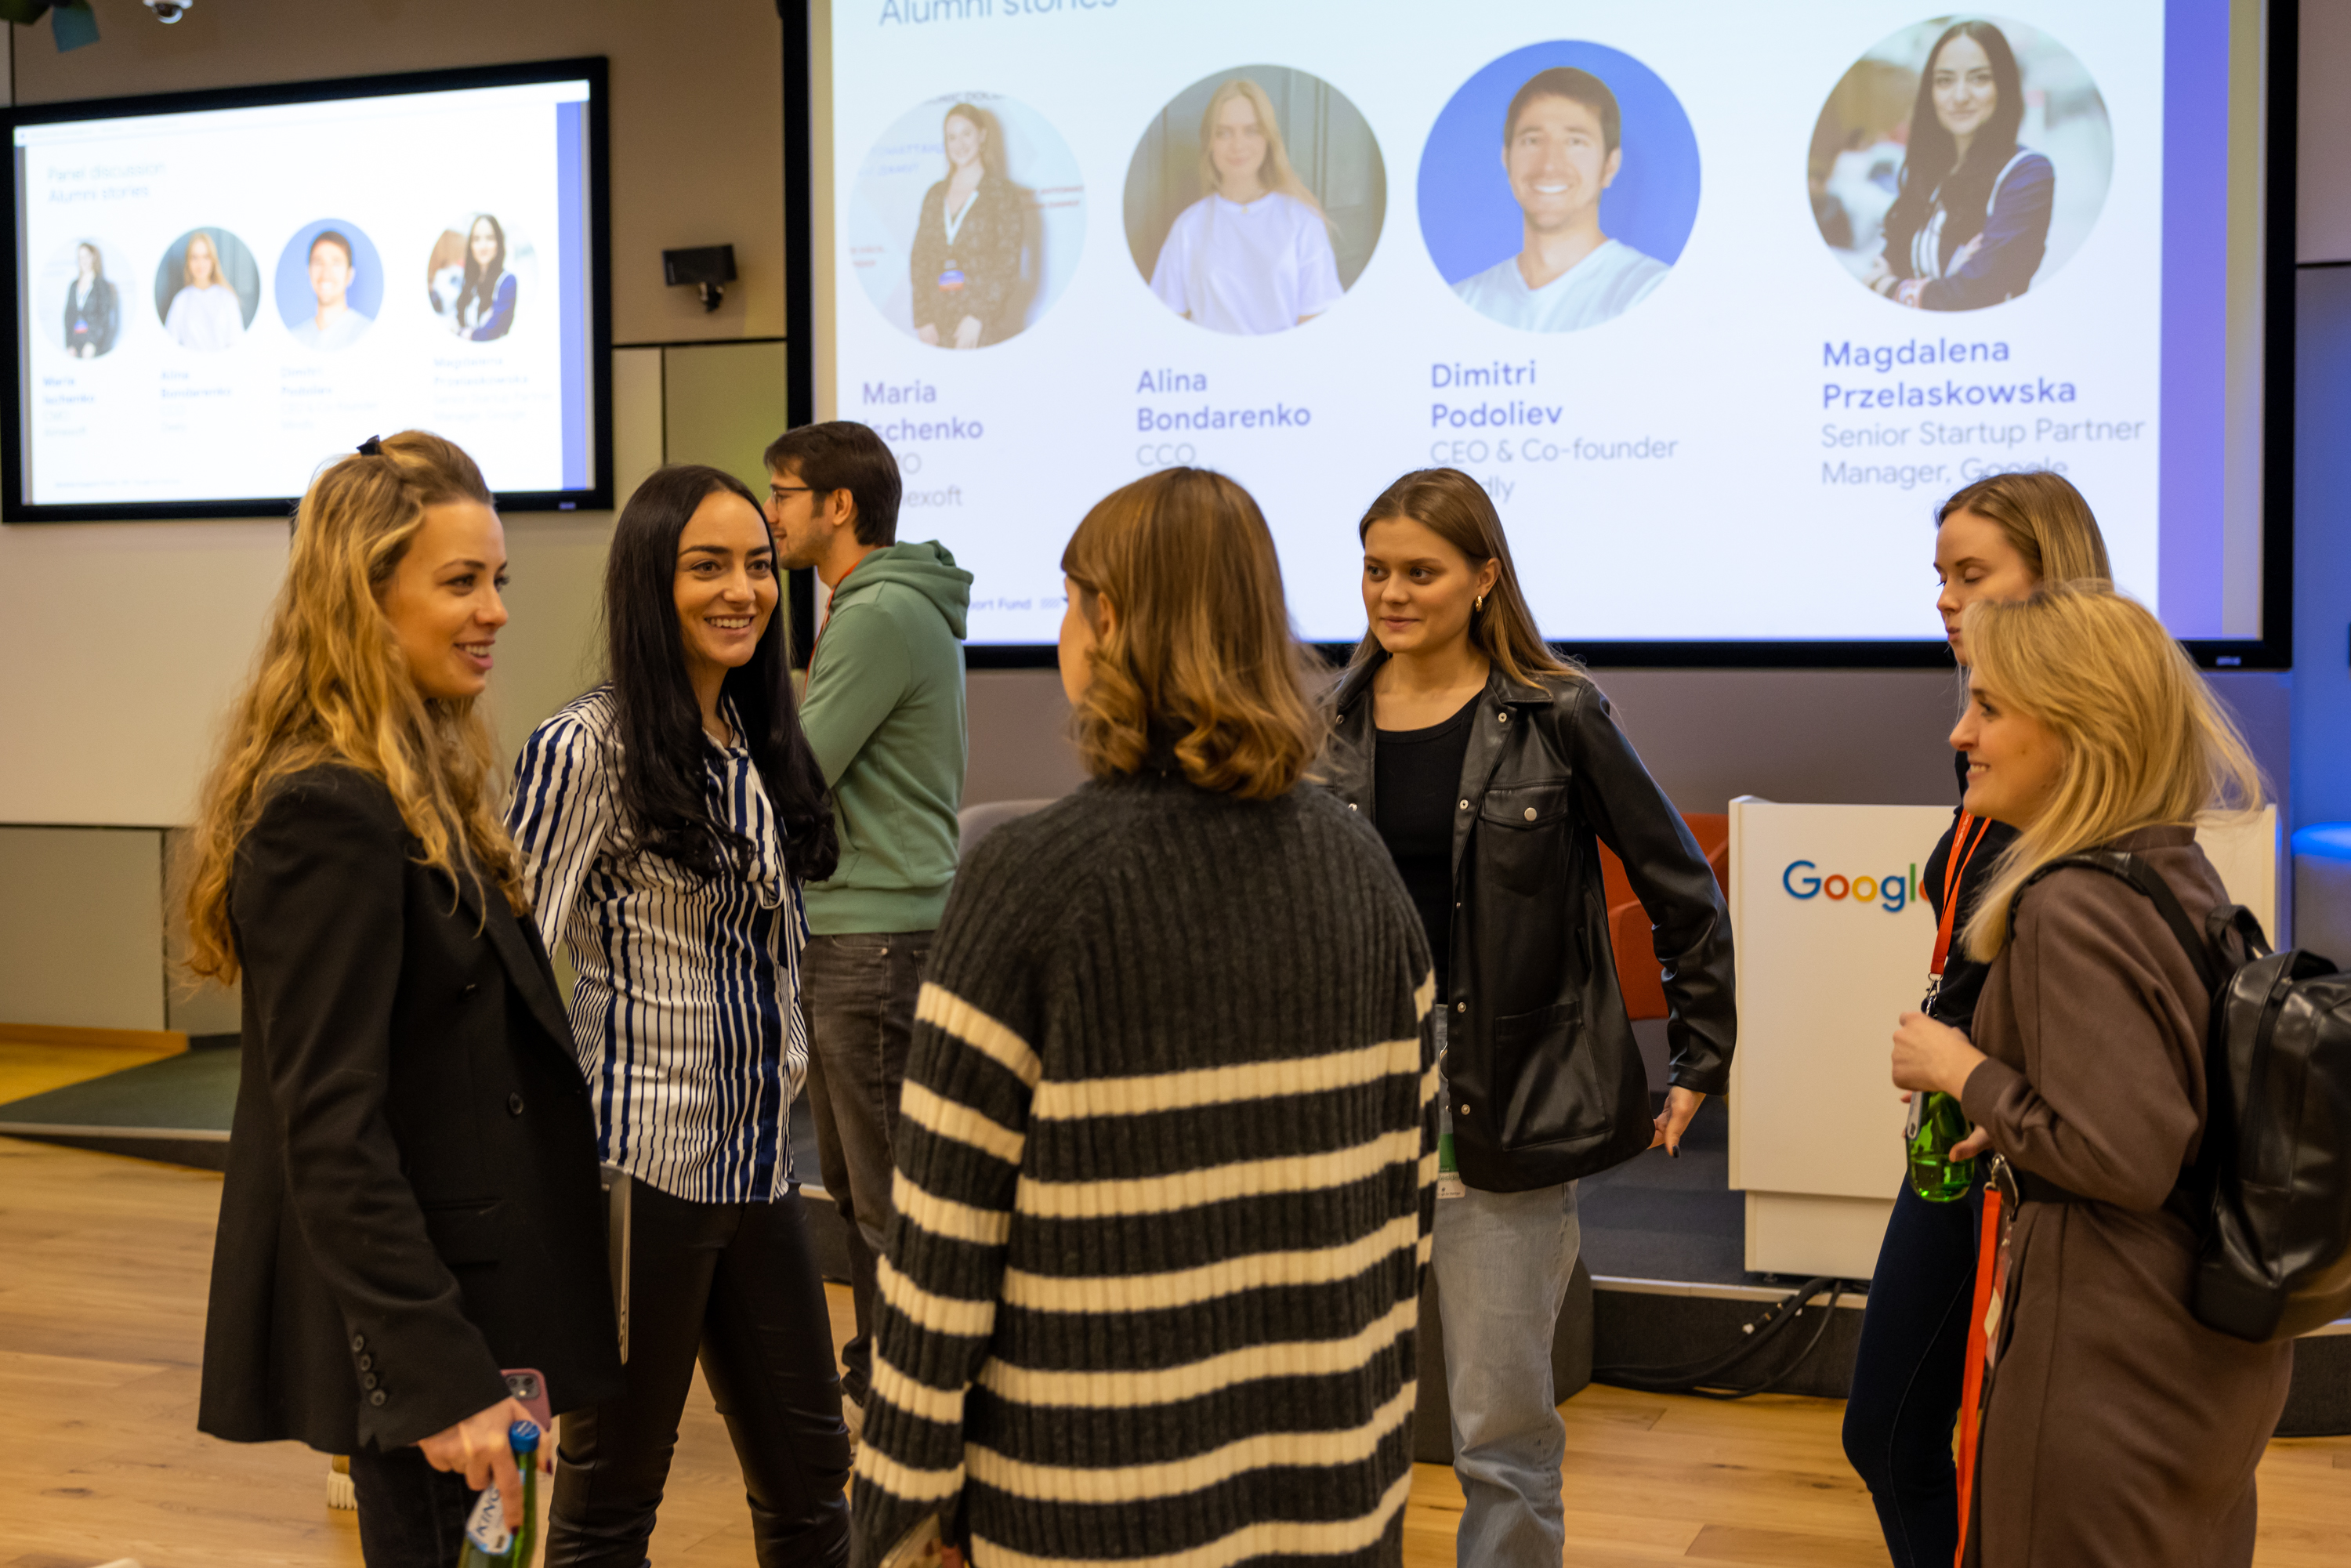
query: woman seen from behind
[{"left": 850, "top": 468, "right": 1436, "bottom": 1566}]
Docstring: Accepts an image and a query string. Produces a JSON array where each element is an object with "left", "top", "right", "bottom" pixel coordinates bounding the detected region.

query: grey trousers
[{"left": 797, "top": 928, "right": 933, "bottom": 1404}]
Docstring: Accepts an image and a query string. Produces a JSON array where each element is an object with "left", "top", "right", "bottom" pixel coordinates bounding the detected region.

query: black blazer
[
  {"left": 197, "top": 766, "right": 621, "bottom": 1455},
  {"left": 64, "top": 276, "right": 117, "bottom": 356},
  {"left": 1323, "top": 658, "right": 1736, "bottom": 1191}
]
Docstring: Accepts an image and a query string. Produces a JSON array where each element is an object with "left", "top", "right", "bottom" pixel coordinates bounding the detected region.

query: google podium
[{"left": 1725, "top": 798, "right": 2279, "bottom": 1279}]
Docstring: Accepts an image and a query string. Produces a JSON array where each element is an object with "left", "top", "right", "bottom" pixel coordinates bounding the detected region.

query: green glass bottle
[
  {"left": 457, "top": 1420, "right": 541, "bottom": 1568},
  {"left": 1905, "top": 1091, "right": 1976, "bottom": 1203}
]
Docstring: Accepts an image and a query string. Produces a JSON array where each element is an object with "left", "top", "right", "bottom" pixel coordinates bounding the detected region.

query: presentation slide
[
  {"left": 13, "top": 74, "right": 596, "bottom": 509},
  {"left": 818, "top": 2, "right": 2268, "bottom": 648}
]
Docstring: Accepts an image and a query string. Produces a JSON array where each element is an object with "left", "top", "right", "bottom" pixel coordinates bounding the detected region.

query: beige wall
[
  {"left": 0, "top": 343, "right": 766, "bottom": 1031},
  {"left": 0, "top": 346, "right": 665, "bottom": 827},
  {"left": 0, "top": 827, "right": 165, "bottom": 1030}
]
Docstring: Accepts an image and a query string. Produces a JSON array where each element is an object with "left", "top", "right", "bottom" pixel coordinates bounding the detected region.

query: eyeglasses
[{"left": 767, "top": 484, "right": 813, "bottom": 503}]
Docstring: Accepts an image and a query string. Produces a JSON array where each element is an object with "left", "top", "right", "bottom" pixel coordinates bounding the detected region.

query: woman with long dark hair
[
  {"left": 509, "top": 465, "right": 850, "bottom": 1566},
  {"left": 453, "top": 214, "right": 517, "bottom": 341},
  {"left": 1841, "top": 469, "right": 2110, "bottom": 1567},
  {"left": 1866, "top": 20, "right": 2052, "bottom": 311},
  {"left": 1321, "top": 468, "right": 1734, "bottom": 1566},
  {"left": 907, "top": 102, "right": 1023, "bottom": 349}
]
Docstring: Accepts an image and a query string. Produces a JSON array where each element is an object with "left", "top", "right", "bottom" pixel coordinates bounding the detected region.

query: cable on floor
[{"left": 1592, "top": 1276, "right": 1859, "bottom": 1400}]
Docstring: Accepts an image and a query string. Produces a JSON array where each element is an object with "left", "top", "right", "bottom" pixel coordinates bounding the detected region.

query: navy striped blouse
[{"left": 507, "top": 686, "right": 808, "bottom": 1204}]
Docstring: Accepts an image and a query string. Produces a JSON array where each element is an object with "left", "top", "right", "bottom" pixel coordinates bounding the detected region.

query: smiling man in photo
[
  {"left": 1454, "top": 67, "right": 1668, "bottom": 332},
  {"left": 291, "top": 230, "right": 374, "bottom": 350}
]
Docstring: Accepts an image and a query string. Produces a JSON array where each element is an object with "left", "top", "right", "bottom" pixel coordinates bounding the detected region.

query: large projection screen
[
  {"left": 3, "top": 58, "right": 610, "bottom": 520},
  {"left": 795, "top": 2, "right": 2287, "bottom": 666}
]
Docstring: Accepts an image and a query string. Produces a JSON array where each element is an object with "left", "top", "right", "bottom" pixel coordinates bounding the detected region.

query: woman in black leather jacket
[{"left": 1320, "top": 467, "right": 1733, "bottom": 1566}]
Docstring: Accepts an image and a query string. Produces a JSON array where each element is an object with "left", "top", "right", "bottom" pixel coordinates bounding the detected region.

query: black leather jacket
[{"left": 1323, "top": 657, "right": 1737, "bottom": 1191}]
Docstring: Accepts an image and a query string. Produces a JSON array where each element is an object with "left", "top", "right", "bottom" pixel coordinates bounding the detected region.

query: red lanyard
[
  {"left": 1954, "top": 1175, "right": 2008, "bottom": 1562},
  {"left": 1929, "top": 813, "right": 1994, "bottom": 979}
]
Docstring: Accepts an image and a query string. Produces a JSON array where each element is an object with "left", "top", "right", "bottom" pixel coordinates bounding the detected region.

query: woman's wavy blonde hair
[
  {"left": 1960, "top": 583, "right": 2264, "bottom": 961},
  {"left": 1060, "top": 467, "right": 1323, "bottom": 799},
  {"left": 181, "top": 432, "right": 521, "bottom": 983}
]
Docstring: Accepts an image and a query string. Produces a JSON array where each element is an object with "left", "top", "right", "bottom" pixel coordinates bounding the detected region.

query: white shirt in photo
[
  {"left": 164, "top": 284, "right": 246, "bottom": 351},
  {"left": 1451, "top": 238, "right": 1668, "bottom": 333},
  {"left": 292, "top": 309, "right": 374, "bottom": 351},
  {"left": 1149, "top": 190, "right": 1344, "bottom": 336}
]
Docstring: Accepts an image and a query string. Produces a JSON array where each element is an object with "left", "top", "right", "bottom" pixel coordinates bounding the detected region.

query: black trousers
[
  {"left": 350, "top": 1444, "right": 473, "bottom": 1568},
  {"left": 1843, "top": 1177, "right": 1984, "bottom": 1568},
  {"left": 545, "top": 1183, "right": 851, "bottom": 1567}
]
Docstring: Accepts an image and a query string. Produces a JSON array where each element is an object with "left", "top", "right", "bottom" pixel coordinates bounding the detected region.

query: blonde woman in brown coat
[{"left": 1889, "top": 584, "right": 2289, "bottom": 1567}]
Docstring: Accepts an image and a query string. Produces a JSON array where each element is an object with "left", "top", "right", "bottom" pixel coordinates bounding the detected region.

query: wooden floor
[{"left": 3, "top": 1134, "right": 2345, "bottom": 1567}]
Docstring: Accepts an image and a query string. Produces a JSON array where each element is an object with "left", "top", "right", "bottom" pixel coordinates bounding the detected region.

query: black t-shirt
[
  {"left": 1922, "top": 748, "right": 2020, "bottom": 1027},
  {"left": 1372, "top": 693, "right": 1480, "bottom": 1000}
]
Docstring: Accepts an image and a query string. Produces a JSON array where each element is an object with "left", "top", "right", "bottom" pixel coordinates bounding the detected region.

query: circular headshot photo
[
  {"left": 1809, "top": 16, "right": 2113, "bottom": 310},
  {"left": 275, "top": 220, "right": 383, "bottom": 352},
  {"left": 1123, "top": 66, "right": 1386, "bottom": 336},
  {"left": 35, "top": 239, "right": 127, "bottom": 360},
  {"left": 849, "top": 93, "right": 1085, "bottom": 350},
  {"left": 1421, "top": 43, "right": 1700, "bottom": 334},
  {"left": 153, "top": 227, "right": 261, "bottom": 352},
  {"left": 426, "top": 213, "right": 534, "bottom": 342}
]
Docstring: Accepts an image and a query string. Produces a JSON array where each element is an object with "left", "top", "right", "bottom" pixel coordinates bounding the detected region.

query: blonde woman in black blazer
[{"left": 185, "top": 433, "right": 619, "bottom": 1568}]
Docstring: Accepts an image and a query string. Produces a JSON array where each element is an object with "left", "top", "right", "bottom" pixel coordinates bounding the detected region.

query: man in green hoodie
[{"left": 764, "top": 420, "right": 972, "bottom": 1409}]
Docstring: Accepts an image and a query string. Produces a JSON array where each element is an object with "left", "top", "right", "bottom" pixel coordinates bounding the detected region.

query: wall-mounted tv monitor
[
  {"left": 4, "top": 56, "right": 610, "bottom": 520},
  {"left": 787, "top": 2, "right": 2290, "bottom": 666}
]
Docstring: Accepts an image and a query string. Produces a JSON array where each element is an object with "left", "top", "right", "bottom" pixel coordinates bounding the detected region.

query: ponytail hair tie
[{"left": 357, "top": 436, "right": 384, "bottom": 456}]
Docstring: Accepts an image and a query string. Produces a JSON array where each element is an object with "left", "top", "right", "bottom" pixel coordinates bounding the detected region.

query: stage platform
[
  {"left": 4, "top": 1044, "right": 2343, "bottom": 1434},
  {"left": 0, "top": 1038, "right": 235, "bottom": 1170}
]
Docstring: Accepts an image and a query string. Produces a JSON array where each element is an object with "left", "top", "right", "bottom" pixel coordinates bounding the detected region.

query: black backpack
[{"left": 2023, "top": 849, "right": 2351, "bottom": 1343}]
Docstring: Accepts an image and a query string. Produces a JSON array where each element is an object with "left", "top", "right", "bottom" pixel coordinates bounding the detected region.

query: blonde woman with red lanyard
[{"left": 1841, "top": 471, "right": 2110, "bottom": 1568}]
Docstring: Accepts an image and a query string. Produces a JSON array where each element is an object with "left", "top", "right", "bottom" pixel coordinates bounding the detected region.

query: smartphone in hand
[{"left": 502, "top": 1368, "right": 552, "bottom": 1431}]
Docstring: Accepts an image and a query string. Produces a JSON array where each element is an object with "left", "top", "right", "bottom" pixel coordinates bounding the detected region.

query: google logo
[{"left": 1782, "top": 861, "right": 1917, "bottom": 914}]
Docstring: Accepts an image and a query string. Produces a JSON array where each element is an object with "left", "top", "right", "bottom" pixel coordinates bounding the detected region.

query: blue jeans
[{"left": 1429, "top": 1009, "right": 1583, "bottom": 1568}]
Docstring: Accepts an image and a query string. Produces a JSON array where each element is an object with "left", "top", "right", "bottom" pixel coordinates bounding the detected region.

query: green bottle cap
[{"left": 509, "top": 1419, "right": 541, "bottom": 1454}]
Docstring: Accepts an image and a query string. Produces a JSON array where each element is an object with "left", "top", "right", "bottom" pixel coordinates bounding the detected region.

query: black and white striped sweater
[{"left": 849, "top": 771, "right": 1436, "bottom": 1568}]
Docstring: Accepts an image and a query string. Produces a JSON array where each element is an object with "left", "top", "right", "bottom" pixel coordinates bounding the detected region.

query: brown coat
[{"left": 1958, "top": 827, "right": 2291, "bottom": 1566}]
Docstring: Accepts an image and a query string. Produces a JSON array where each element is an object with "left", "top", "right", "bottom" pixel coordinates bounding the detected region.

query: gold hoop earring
[{"left": 1473, "top": 594, "right": 1486, "bottom": 613}]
